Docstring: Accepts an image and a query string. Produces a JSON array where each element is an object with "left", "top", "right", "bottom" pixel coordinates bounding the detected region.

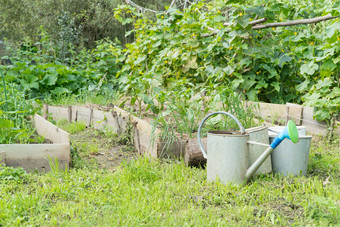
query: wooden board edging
[
  {"left": 2, "top": 144, "right": 70, "bottom": 172},
  {"left": 34, "top": 114, "right": 70, "bottom": 144},
  {"left": 1, "top": 114, "right": 71, "bottom": 172},
  {"left": 46, "top": 104, "right": 163, "bottom": 158},
  {"left": 248, "top": 101, "right": 339, "bottom": 135}
]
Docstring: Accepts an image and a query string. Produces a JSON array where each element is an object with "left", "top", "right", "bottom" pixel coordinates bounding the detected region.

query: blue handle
[{"left": 270, "top": 136, "right": 283, "bottom": 149}]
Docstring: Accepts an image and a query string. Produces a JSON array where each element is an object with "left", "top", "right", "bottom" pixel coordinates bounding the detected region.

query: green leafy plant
[
  {"left": 0, "top": 166, "right": 27, "bottom": 182},
  {"left": 0, "top": 68, "right": 40, "bottom": 143},
  {"left": 2, "top": 31, "right": 124, "bottom": 99},
  {"left": 114, "top": 0, "right": 340, "bottom": 139}
]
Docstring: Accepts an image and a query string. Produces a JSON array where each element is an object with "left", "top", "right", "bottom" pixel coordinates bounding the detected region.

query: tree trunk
[{"left": 185, "top": 138, "right": 207, "bottom": 167}]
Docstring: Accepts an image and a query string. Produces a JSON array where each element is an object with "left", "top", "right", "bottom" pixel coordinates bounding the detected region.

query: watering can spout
[{"left": 245, "top": 120, "right": 299, "bottom": 181}]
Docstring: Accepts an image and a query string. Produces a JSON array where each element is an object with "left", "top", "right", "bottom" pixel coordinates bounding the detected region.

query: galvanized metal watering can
[{"left": 198, "top": 111, "right": 299, "bottom": 184}]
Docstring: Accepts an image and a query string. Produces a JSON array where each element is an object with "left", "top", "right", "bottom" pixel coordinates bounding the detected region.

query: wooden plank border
[
  {"left": 0, "top": 150, "right": 5, "bottom": 166},
  {"left": 2, "top": 144, "right": 70, "bottom": 172},
  {"left": 34, "top": 114, "right": 70, "bottom": 144},
  {"left": 248, "top": 101, "right": 340, "bottom": 135},
  {"left": 46, "top": 104, "right": 169, "bottom": 158},
  {"left": 0, "top": 114, "right": 70, "bottom": 172}
]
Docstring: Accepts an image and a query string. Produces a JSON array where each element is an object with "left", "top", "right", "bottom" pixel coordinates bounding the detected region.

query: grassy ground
[
  {"left": 55, "top": 120, "right": 136, "bottom": 170},
  {"left": 0, "top": 123, "right": 339, "bottom": 226}
]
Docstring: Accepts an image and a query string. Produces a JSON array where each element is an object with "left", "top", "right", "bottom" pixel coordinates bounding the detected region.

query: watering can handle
[{"left": 197, "top": 111, "right": 246, "bottom": 159}]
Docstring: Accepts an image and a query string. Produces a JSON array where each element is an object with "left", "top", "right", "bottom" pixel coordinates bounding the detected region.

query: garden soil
[{"left": 70, "top": 128, "right": 137, "bottom": 170}]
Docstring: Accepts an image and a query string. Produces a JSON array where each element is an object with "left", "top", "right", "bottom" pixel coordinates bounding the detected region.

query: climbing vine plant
[{"left": 114, "top": 0, "right": 340, "bottom": 132}]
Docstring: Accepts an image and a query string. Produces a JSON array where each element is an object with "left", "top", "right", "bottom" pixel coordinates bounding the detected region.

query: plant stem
[{"left": 0, "top": 68, "right": 8, "bottom": 111}]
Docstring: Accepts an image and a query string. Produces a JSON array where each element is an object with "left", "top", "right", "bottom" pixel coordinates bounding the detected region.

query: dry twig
[
  {"left": 201, "top": 14, "right": 338, "bottom": 37},
  {"left": 252, "top": 14, "right": 338, "bottom": 29}
]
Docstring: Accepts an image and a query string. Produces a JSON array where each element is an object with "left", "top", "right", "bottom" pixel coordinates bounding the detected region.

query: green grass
[
  {"left": 0, "top": 140, "right": 339, "bottom": 226},
  {"left": 56, "top": 120, "right": 87, "bottom": 134},
  {"left": 46, "top": 91, "right": 119, "bottom": 106}
]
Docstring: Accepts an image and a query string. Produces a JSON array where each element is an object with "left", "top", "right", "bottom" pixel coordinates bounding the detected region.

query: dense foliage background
[
  {"left": 0, "top": 0, "right": 174, "bottom": 48},
  {"left": 114, "top": 0, "right": 339, "bottom": 125},
  {"left": 0, "top": 0, "right": 339, "bottom": 140}
]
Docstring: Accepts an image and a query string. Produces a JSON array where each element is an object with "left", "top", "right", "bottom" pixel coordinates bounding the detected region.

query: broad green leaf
[
  {"left": 271, "top": 82, "right": 281, "bottom": 92},
  {"left": 121, "top": 18, "right": 133, "bottom": 25},
  {"left": 222, "top": 42, "right": 230, "bottom": 49},
  {"left": 142, "top": 95, "right": 154, "bottom": 105},
  {"left": 20, "top": 74, "right": 39, "bottom": 90},
  {"left": 182, "top": 56, "right": 198, "bottom": 72},
  {"left": 333, "top": 57, "right": 340, "bottom": 64},
  {"left": 223, "top": 65, "right": 234, "bottom": 75},
  {"left": 246, "top": 89, "right": 257, "bottom": 101},
  {"left": 321, "top": 59, "right": 336, "bottom": 71},
  {"left": 41, "top": 74, "right": 58, "bottom": 86},
  {"left": 314, "top": 109, "right": 330, "bottom": 121},
  {"left": 296, "top": 79, "right": 309, "bottom": 92},
  {"left": 324, "top": 20, "right": 340, "bottom": 38},
  {"left": 231, "top": 78, "right": 244, "bottom": 90},
  {"left": 261, "top": 64, "right": 277, "bottom": 78},
  {"left": 245, "top": 6, "right": 265, "bottom": 17},
  {"left": 278, "top": 55, "right": 292, "bottom": 67},
  {"left": 334, "top": 87, "right": 340, "bottom": 96},
  {"left": 239, "top": 58, "right": 252, "bottom": 67},
  {"left": 303, "top": 93, "right": 320, "bottom": 106},
  {"left": 320, "top": 69, "right": 331, "bottom": 78},
  {"left": 134, "top": 55, "right": 146, "bottom": 65},
  {"left": 51, "top": 87, "right": 70, "bottom": 95},
  {"left": 213, "top": 15, "right": 226, "bottom": 22},
  {"left": 243, "top": 78, "right": 256, "bottom": 90},
  {"left": 236, "top": 16, "right": 250, "bottom": 28},
  {"left": 315, "top": 78, "right": 332, "bottom": 90},
  {"left": 171, "top": 49, "right": 180, "bottom": 59},
  {"left": 255, "top": 79, "right": 268, "bottom": 89},
  {"left": 300, "top": 62, "right": 318, "bottom": 75},
  {"left": 154, "top": 40, "right": 162, "bottom": 47}
]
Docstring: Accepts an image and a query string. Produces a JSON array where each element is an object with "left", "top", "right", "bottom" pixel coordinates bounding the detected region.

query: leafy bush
[
  {"left": 2, "top": 34, "right": 124, "bottom": 99},
  {"left": 114, "top": 0, "right": 340, "bottom": 131},
  {"left": 0, "top": 71, "right": 39, "bottom": 143}
]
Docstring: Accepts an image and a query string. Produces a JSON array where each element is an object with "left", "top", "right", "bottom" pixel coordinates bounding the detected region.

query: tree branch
[
  {"left": 125, "top": 0, "right": 164, "bottom": 13},
  {"left": 169, "top": 0, "right": 177, "bottom": 8},
  {"left": 223, "top": 18, "right": 267, "bottom": 26},
  {"left": 252, "top": 14, "right": 338, "bottom": 29},
  {"left": 201, "top": 30, "right": 220, "bottom": 38},
  {"left": 201, "top": 14, "right": 338, "bottom": 37},
  {"left": 202, "top": 18, "right": 268, "bottom": 37}
]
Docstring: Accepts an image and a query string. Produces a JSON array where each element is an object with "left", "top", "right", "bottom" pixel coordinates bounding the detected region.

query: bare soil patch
[{"left": 70, "top": 127, "right": 137, "bottom": 170}]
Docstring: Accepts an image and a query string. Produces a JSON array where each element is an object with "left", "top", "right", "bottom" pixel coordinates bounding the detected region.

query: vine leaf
[
  {"left": 300, "top": 62, "right": 318, "bottom": 75},
  {"left": 182, "top": 56, "right": 197, "bottom": 72}
]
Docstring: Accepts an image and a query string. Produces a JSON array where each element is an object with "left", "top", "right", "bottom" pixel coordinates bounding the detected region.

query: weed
[
  {"left": 0, "top": 166, "right": 28, "bottom": 183},
  {"left": 57, "top": 120, "right": 87, "bottom": 134},
  {"left": 73, "top": 141, "right": 99, "bottom": 157},
  {"left": 69, "top": 145, "right": 87, "bottom": 169},
  {"left": 0, "top": 72, "right": 39, "bottom": 143}
]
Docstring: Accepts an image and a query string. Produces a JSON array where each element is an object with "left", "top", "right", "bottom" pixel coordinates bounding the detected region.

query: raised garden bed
[
  {"left": 0, "top": 114, "right": 70, "bottom": 172},
  {"left": 44, "top": 101, "right": 339, "bottom": 164},
  {"left": 43, "top": 104, "right": 185, "bottom": 159}
]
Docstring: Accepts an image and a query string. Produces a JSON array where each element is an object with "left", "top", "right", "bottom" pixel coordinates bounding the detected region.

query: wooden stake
[{"left": 43, "top": 103, "right": 48, "bottom": 119}]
